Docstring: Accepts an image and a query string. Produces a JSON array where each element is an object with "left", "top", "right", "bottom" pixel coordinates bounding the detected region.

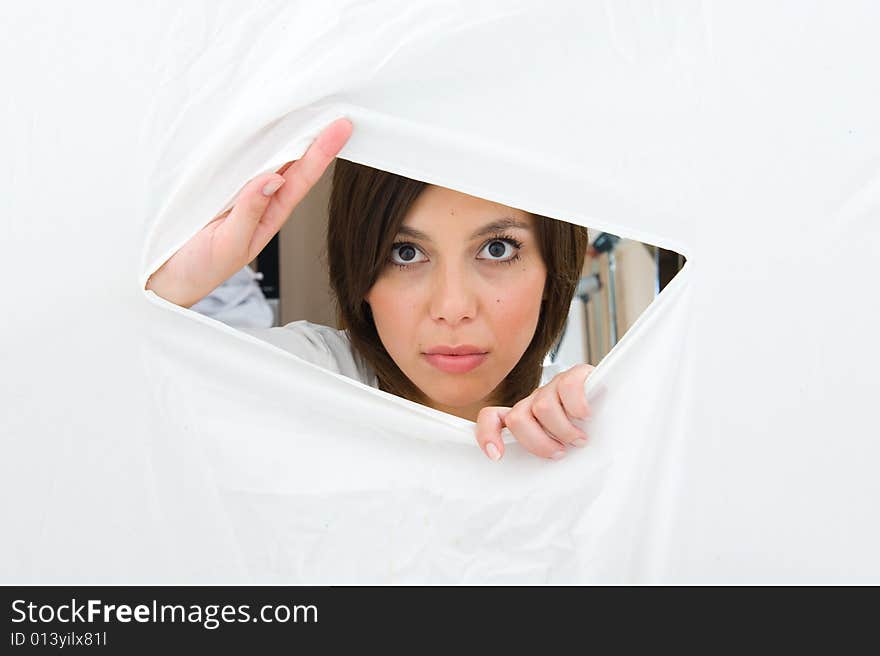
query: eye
[
  {"left": 389, "top": 242, "right": 428, "bottom": 268},
  {"left": 477, "top": 237, "right": 522, "bottom": 263}
]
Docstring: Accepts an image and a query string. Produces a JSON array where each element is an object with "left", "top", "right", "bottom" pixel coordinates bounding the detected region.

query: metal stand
[{"left": 590, "top": 232, "right": 621, "bottom": 349}]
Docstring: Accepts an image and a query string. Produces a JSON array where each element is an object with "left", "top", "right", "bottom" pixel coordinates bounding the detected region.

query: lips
[
  {"left": 424, "top": 344, "right": 486, "bottom": 356},
  {"left": 422, "top": 345, "right": 488, "bottom": 374}
]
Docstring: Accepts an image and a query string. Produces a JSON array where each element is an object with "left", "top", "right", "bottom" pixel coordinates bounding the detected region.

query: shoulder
[{"left": 241, "top": 320, "right": 378, "bottom": 387}]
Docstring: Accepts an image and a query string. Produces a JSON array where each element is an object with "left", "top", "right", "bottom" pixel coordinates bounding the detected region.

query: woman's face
[{"left": 364, "top": 185, "right": 547, "bottom": 421}]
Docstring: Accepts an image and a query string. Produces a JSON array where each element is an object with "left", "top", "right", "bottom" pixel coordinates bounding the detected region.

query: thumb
[{"left": 475, "top": 406, "right": 511, "bottom": 462}]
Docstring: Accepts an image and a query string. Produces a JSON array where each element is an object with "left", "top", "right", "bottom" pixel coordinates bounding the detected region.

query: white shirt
[{"left": 240, "top": 320, "right": 565, "bottom": 391}]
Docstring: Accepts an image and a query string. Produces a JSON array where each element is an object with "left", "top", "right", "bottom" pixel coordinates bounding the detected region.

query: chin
[{"left": 420, "top": 379, "right": 495, "bottom": 409}]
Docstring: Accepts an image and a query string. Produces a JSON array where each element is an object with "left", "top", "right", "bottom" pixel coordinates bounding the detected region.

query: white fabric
[{"left": 2, "top": 1, "right": 879, "bottom": 583}]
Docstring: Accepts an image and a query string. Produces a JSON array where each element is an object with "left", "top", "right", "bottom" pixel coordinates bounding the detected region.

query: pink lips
[{"left": 422, "top": 346, "right": 488, "bottom": 374}]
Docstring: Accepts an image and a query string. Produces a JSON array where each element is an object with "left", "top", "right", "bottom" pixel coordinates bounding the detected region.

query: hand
[
  {"left": 145, "top": 117, "right": 353, "bottom": 308},
  {"left": 475, "top": 363, "right": 596, "bottom": 461}
]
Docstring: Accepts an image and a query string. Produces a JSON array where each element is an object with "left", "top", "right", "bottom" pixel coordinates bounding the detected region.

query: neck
[
  {"left": 425, "top": 388, "right": 502, "bottom": 423},
  {"left": 428, "top": 400, "right": 483, "bottom": 423},
  {"left": 388, "top": 381, "right": 501, "bottom": 423}
]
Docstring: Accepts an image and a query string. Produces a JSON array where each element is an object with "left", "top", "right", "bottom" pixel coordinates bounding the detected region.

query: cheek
[
  {"left": 370, "top": 278, "right": 417, "bottom": 315},
  {"left": 485, "top": 269, "right": 546, "bottom": 359},
  {"left": 488, "top": 270, "right": 545, "bottom": 324},
  {"left": 366, "top": 279, "right": 419, "bottom": 350},
  {"left": 490, "top": 293, "right": 542, "bottom": 338}
]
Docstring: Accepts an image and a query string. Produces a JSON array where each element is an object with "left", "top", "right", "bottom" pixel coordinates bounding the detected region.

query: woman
[{"left": 146, "top": 118, "right": 595, "bottom": 461}]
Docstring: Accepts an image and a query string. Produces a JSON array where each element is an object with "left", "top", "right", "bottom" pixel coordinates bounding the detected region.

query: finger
[
  {"left": 275, "top": 159, "right": 295, "bottom": 176},
  {"left": 212, "top": 172, "right": 288, "bottom": 265},
  {"left": 474, "top": 406, "right": 510, "bottom": 461},
  {"left": 529, "top": 386, "right": 589, "bottom": 448},
  {"left": 251, "top": 117, "right": 353, "bottom": 253},
  {"left": 556, "top": 364, "right": 595, "bottom": 421},
  {"left": 504, "top": 398, "right": 568, "bottom": 460},
  {"left": 208, "top": 206, "right": 232, "bottom": 224}
]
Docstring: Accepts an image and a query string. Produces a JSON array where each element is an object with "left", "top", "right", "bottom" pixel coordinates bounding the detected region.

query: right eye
[{"left": 389, "top": 242, "right": 428, "bottom": 268}]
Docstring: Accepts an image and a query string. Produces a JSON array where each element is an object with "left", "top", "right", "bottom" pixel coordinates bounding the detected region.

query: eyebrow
[{"left": 395, "top": 217, "right": 532, "bottom": 242}]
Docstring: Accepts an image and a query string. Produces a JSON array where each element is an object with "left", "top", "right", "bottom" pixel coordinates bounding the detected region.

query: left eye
[{"left": 477, "top": 239, "right": 516, "bottom": 261}]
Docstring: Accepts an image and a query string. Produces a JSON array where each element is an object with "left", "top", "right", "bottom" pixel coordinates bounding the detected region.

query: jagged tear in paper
[{"left": 2, "top": 1, "right": 879, "bottom": 583}]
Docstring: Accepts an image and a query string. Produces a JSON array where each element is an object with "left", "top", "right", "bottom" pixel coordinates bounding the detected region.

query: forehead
[{"left": 401, "top": 185, "right": 534, "bottom": 233}]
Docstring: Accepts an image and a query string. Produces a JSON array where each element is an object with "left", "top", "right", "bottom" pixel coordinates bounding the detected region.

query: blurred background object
[
  {"left": 189, "top": 264, "right": 276, "bottom": 329},
  {"left": 549, "top": 230, "right": 686, "bottom": 368}
]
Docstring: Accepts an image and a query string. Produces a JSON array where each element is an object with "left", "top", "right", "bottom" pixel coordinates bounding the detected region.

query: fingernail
[
  {"left": 486, "top": 443, "right": 502, "bottom": 461},
  {"left": 572, "top": 437, "right": 588, "bottom": 447},
  {"left": 262, "top": 177, "right": 285, "bottom": 196},
  {"left": 551, "top": 450, "right": 566, "bottom": 460}
]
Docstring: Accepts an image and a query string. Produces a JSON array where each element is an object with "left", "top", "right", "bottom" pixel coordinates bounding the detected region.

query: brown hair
[{"left": 327, "top": 159, "right": 589, "bottom": 408}]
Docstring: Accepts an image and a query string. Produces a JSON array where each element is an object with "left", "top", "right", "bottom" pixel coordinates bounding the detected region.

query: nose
[{"left": 429, "top": 260, "right": 477, "bottom": 326}]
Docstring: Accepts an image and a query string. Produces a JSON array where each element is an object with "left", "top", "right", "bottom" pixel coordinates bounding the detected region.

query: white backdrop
[{"left": 2, "top": 0, "right": 878, "bottom": 583}]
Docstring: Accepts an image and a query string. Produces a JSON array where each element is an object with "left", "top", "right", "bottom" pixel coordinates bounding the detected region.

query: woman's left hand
[{"left": 475, "top": 363, "right": 596, "bottom": 461}]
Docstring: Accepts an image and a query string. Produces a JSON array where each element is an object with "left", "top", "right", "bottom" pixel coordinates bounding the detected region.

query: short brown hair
[{"left": 327, "top": 159, "right": 589, "bottom": 408}]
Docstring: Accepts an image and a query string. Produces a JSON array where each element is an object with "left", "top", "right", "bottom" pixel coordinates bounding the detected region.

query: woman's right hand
[{"left": 145, "top": 117, "right": 353, "bottom": 308}]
